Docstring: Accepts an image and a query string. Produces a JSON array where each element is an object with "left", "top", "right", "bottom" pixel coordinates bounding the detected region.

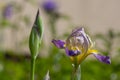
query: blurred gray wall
[{"left": 0, "top": 0, "right": 120, "bottom": 53}]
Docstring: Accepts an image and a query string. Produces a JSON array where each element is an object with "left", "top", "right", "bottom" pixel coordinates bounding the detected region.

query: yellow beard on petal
[
  {"left": 87, "top": 49, "right": 98, "bottom": 55},
  {"left": 77, "top": 53, "right": 87, "bottom": 64},
  {"left": 70, "top": 49, "right": 98, "bottom": 65},
  {"left": 70, "top": 52, "right": 88, "bottom": 65}
]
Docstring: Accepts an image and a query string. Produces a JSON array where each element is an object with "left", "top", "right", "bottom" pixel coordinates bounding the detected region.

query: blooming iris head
[
  {"left": 52, "top": 27, "right": 111, "bottom": 65},
  {"left": 42, "top": 0, "right": 57, "bottom": 13}
]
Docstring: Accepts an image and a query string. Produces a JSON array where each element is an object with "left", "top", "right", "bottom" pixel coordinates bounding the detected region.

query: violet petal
[
  {"left": 93, "top": 54, "right": 111, "bottom": 64},
  {"left": 52, "top": 39, "right": 65, "bottom": 48},
  {"left": 65, "top": 48, "right": 81, "bottom": 56}
]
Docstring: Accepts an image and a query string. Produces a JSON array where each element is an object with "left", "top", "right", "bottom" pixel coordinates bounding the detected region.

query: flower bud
[{"left": 29, "top": 10, "right": 43, "bottom": 58}]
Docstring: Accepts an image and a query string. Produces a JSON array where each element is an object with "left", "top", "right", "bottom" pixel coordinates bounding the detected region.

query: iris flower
[{"left": 52, "top": 27, "right": 111, "bottom": 65}]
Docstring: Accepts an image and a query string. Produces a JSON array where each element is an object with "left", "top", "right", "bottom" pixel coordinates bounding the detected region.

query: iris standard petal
[
  {"left": 65, "top": 48, "right": 81, "bottom": 56},
  {"left": 52, "top": 39, "right": 65, "bottom": 48},
  {"left": 70, "top": 27, "right": 90, "bottom": 53},
  {"left": 93, "top": 53, "right": 111, "bottom": 64}
]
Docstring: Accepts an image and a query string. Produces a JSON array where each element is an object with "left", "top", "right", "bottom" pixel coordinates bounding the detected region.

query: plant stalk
[
  {"left": 71, "top": 64, "right": 81, "bottom": 80},
  {"left": 31, "top": 57, "right": 36, "bottom": 80}
]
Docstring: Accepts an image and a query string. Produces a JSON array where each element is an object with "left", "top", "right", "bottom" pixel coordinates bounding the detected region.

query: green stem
[
  {"left": 31, "top": 57, "right": 36, "bottom": 80},
  {"left": 71, "top": 64, "right": 81, "bottom": 80},
  {"left": 50, "top": 20, "right": 56, "bottom": 38},
  {"left": 49, "top": 14, "right": 58, "bottom": 38}
]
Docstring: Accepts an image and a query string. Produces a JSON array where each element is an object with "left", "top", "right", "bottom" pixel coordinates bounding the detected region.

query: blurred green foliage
[{"left": 0, "top": 46, "right": 120, "bottom": 80}]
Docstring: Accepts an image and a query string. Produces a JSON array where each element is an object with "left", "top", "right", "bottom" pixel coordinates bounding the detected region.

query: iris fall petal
[
  {"left": 65, "top": 48, "right": 81, "bottom": 56},
  {"left": 93, "top": 53, "right": 111, "bottom": 64},
  {"left": 52, "top": 39, "right": 65, "bottom": 48}
]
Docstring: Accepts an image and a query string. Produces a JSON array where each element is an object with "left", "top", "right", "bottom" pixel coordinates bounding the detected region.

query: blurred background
[{"left": 0, "top": 0, "right": 120, "bottom": 80}]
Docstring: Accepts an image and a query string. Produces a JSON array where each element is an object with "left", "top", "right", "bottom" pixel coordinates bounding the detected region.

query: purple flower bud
[
  {"left": 3, "top": 4, "right": 13, "bottom": 19},
  {"left": 42, "top": 0, "right": 58, "bottom": 13}
]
